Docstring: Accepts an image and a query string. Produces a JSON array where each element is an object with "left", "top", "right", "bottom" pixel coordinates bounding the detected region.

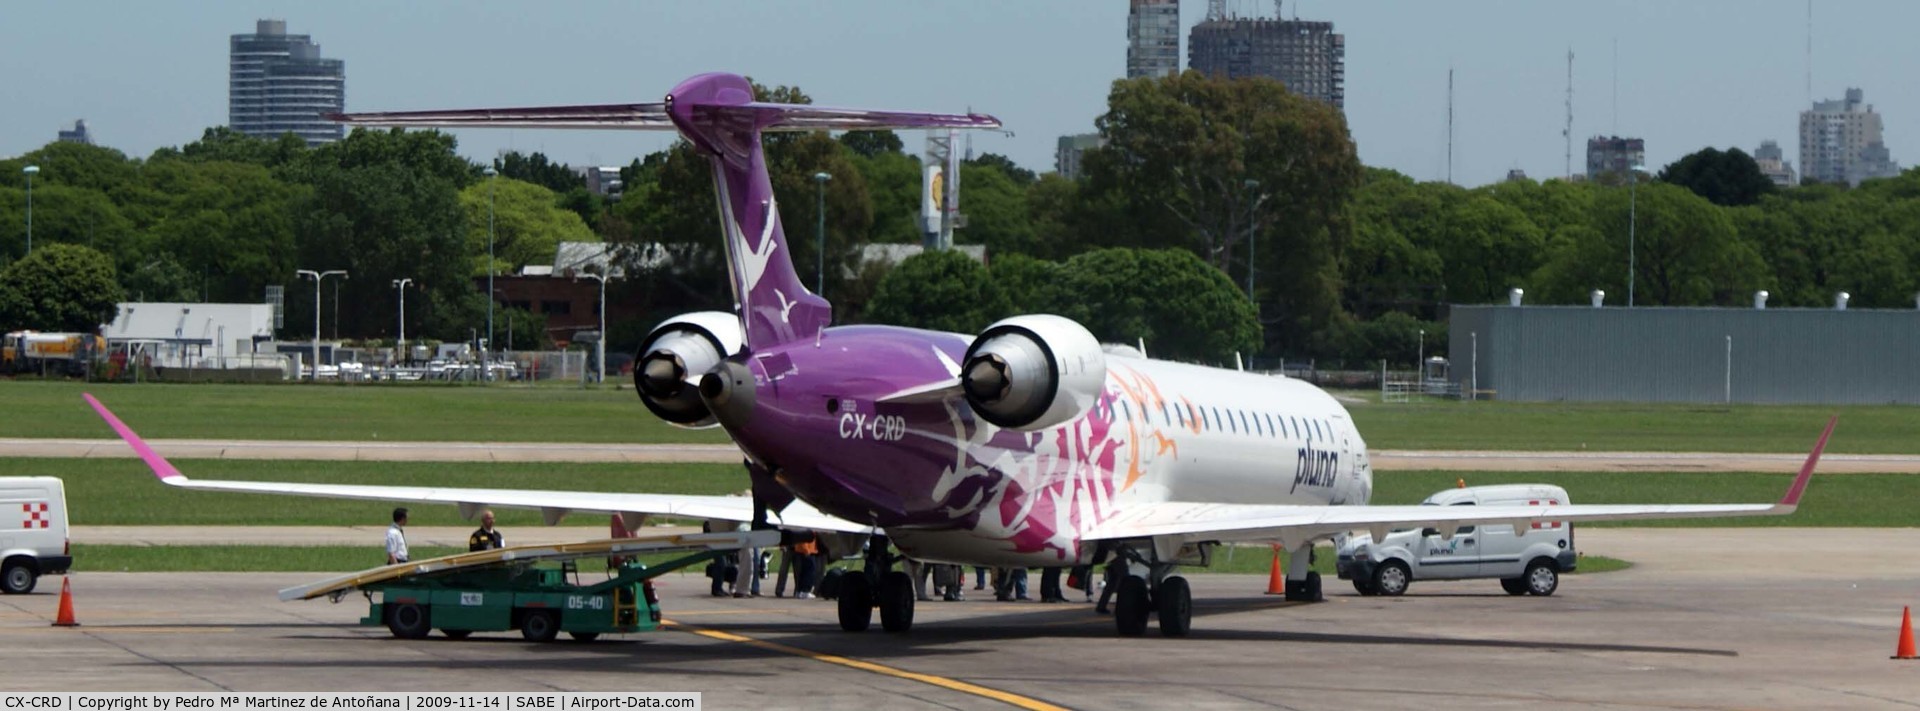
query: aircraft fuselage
[{"left": 718, "top": 324, "right": 1373, "bottom": 567}]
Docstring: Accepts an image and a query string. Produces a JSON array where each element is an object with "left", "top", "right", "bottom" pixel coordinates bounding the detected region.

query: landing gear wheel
[
  {"left": 569, "top": 632, "right": 600, "bottom": 642},
  {"left": 1371, "top": 560, "right": 1411, "bottom": 597},
  {"left": 1156, "top": 576, "right": 1192, "bottom": 638},
  {"left": 1113, "top": 576, "right": 1151, "bottom": 637},
  {"left": 387, "top": 603, "right": 432, "bottom": 639},
  {"left": 440, "top": 629, "right": 472, "bottom": 640},
  {"left": 520, "top": 610, "right": 560, "bottom": 642},
  {"left": 1, "top": 563, "right": 34, "bottom": 595},
  {"left": 1524, "top": 560, "right": 1559, "bottom": 596},
  {"left": 1353, "top": 578, "right": 1378, "bottom": 596},
  {"left": 1499, "top": 577, "right": 1529, "bottom": 596},
  {"left": 878, "top": 570, "right": 916, "bottom": 633},
  {"left": 837, "top": 572, "right": 873, "bottom": 632}
]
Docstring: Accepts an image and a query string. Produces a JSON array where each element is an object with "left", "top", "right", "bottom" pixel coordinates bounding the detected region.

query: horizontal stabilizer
[{"left": 330, "top": 102, "right": 1000, "bottom": 133}]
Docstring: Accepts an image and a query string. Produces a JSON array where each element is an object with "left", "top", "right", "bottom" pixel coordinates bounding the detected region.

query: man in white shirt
[{"left": 386, "top": 508, "right": 409, "bottom": 564}]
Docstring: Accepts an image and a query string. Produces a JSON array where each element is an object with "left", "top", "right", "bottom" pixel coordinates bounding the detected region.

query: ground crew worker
[
  {"left": 386, "top": 508, "right": 410, "bottom": 564},
  {"left": 468, "top": 510, "right": 504, "bottom": 551}
]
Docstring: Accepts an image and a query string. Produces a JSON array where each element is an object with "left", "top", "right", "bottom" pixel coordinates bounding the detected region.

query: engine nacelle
[
  {"left": 634, "top": 312, "right": 743, "bottom": 427},
  {"left": 960, "top": 315, "right": 1107, "bottom": 431}
]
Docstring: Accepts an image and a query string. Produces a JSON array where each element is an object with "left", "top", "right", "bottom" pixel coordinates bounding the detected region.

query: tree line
[{"left": 2, "top": 73, "right": 1915, "bottom": 368}]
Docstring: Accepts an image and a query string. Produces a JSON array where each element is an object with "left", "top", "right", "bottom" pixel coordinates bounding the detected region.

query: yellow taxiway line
[{"left": 664, "top": 619, "right": 1068, "bottom": 711}]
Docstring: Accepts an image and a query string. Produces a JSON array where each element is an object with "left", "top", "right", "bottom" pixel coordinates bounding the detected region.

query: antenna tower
[
  {"left": 1564, "top": 49, "right": 1574, "bottom": 179},
  {"left": 1446, "top": 67, "right": 1454, "bottom": 184},
  {"left": 1207, "top": 0, "right": 1226, "bottom": 22}
]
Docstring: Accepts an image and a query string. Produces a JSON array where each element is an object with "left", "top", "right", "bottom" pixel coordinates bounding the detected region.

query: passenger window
[
  {"left": 1175, "top": 405, "right": 1187, "bottom": 427},
  {"left": 1239, "top": 410, "right": 1250, "bottom": 434},
  {"left": 1225, "top": 408, "right": 1236, "bottom": 433},
  {"left": 1159, "top": 402, "right": 1169, "bottom": 424},
  {"left": 1266, "top": 413, "right": 1277, "bottom": 437},
  {"left": 1120, "top": 400, "right": 1132, "bottom": 422}
]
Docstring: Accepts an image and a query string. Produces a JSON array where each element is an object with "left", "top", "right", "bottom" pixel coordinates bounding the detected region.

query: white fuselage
[{"left": 884, "top": 353, "right": 1373, "bottom": 567}]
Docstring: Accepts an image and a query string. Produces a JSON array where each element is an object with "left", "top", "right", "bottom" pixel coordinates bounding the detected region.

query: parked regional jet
[{"left": 85, "top": 72, "right": 1837, "bottom": 638}]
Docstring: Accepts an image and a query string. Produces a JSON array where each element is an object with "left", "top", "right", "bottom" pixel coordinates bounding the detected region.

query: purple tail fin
[
  {"left": 332, "top": 71, "right": 1001, "bottom": 351},
  {"left": 666, "top": 74, "right": 832, "bottom": 350}
]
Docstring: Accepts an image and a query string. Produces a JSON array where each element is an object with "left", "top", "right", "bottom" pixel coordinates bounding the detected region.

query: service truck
[{"left": 1336, "top": 484, "right": 1576, "bottom": 597}]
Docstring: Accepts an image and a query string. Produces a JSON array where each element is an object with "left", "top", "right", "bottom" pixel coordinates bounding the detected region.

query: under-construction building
[{"left": 1187, "top": 3, "right": 1345, "bottom": 110}]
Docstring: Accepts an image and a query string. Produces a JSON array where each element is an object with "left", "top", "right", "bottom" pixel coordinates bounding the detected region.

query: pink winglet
[
  {"left": 1779, "top": 416, "right": 1837, "bottom": 506},
  {"left": 82, "top": 393, "right": 186, "bottom": 482}
]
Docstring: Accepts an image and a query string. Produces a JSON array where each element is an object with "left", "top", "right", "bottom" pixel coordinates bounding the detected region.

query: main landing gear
[
  {"left": 1108, "top": 550, "right": 1194, "bottom": 638},
  {"left": 838, "top": 535, "right": 916, "bottom": 633}
]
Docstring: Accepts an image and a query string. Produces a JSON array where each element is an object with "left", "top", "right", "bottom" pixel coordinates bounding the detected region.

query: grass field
[
  {"left": 19, "top": 457, "right": 747, "bottom": 527},
  {"left": 6, "top": 379, "right": 1916, "bottom": 453},
  {"left": 1, "top": 380, "right": 728, "bottom": 444},
  {"left": 16, "top": 456, "right": 1912, "bottom": 528},
  {"left": 1349, "top": 399, "right": 1897, "bottom": 453}
]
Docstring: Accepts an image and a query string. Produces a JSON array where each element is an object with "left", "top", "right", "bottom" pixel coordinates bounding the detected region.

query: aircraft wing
[
  {"left": 83, "top": 394, "right": 873, "bottom": 535},
  {"left": 1085, "top": 417, "right": 1835, "bottom": 549}
]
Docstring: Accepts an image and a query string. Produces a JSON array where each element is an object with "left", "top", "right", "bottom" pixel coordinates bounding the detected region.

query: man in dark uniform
[{"left": 468, "top": 510, "right": 505, "bottom": 552}]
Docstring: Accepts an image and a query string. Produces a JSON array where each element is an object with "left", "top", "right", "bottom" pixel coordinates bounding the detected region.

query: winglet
[
  {"left": 1778, "top": 416, "right": 1837, "bottom": 507},
  {"left": 82, "top": 394, "right": 187, "bottom": 483}
]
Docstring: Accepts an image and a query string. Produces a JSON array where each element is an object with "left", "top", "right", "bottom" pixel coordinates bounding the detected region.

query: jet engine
[
  {"left": 634, "top": 312, "right": 743, "bottom": 427},
  {"left": 959, "top": 315, "right": 1107, "bottom": 431}
]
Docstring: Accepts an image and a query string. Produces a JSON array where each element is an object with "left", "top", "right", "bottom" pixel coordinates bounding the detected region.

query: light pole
[
  {"left": 22, "top": 165, "right": 38, "bottom": 255},
  {"left": 574, "top": 271, "right": 610, "bottom": 386},
  {"left": 1416, "top": 328, "right": 1425, "bottom": 385},
  {"left": 1628, "top": 163, "right": 1644, "bottom": 308},
  {"left": 812, "top": 171, "right": 831, "bottom": 294},
  {"left": 1243, "top": 178, "right": 1267, "bottom": 302},
  {"left": 392, "top": 278, "right": 412, "bottom": 363},
  {"left": 296, "top": 269, "right": 347, "bottom": 380},
  {"left": 484, "top": 166, "right": 498, "bottom": 379}
]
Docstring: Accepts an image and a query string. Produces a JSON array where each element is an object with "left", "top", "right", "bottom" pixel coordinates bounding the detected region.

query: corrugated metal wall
[{"left": 1448, "top": 306, "right": 1920, "bottom": 404}]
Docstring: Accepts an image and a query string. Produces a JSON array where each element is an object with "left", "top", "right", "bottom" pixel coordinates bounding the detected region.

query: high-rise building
[
  {"left": 1056, "top": 134, "right": 1106, "bottom": 180},
  {"left": 1127, "top": 0, "right": 1180, "bottom": 79},
  {"left": 1187, "top": 8, "right": 1345, "bottom": 110},
  {"left": 57, "top": 120, "right": 92, "bottom": 145},
  {"left": 1586, "top": 136, "right": 1645, "bottom": 179},
  {"left": 1753, "top": 140, "right": 1797, "bottom": 188},
  {"left": 1799, "top": 88, "right": 1898, "bottom": 186},
  {"left": 230, "top": 19, "right": 345, "bottom": 146}
]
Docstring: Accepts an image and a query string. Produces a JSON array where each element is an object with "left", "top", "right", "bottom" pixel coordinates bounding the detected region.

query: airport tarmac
[
  {"left": 5, "top": 437, "right": 1914, "bottom": 472},
  {"left": 5, "top": 530, "right": 1917, "bottom": 709}
]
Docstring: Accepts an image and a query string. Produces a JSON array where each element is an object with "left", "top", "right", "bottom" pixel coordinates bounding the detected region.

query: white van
[
  {"left": 0, "top": 477, "right": 72, "bottom": 594},
  {"left": 1335, "top": 484, "right": 1576, "bottom": 597}
]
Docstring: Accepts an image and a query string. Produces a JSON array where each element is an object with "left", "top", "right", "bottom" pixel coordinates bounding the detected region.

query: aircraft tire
[
  {"left": 879, "top": 570, "right": 915, "bottom": 633},
  {"left": 1371, "top": 560, "right": 1411, "bottom": 597},
  {"left": 521, "top": 609, "right": 560, "bottom": 642},
  {"left": 1156, "top": 576, "right": 1191, "bottom": 638},
  {"left": 387, "top": 603, "right": 432, "bottom": 640},
  {"left": 1524, "top": 559, "right": 1559, "bottom": 596},
  {"left": 838, "top": 572, "right": 873, "bottom": 632},
  {"left": 1114, "top": 576, "right": 1151, "bottom": 637}
]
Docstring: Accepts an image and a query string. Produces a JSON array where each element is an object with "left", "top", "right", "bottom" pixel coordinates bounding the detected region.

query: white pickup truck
[{"left": 1335, "top": 484, "right": 1577, "bottom": 597}]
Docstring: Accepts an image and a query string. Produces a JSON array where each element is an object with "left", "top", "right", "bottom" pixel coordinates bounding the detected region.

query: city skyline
[{"left": 2, "top": 1, "right": 1915, "bottom": 187}]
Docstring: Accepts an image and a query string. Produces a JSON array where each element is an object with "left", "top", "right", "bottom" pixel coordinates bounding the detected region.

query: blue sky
[{"left": 2, "top": 1, "right": 1913, "bottom": 186}]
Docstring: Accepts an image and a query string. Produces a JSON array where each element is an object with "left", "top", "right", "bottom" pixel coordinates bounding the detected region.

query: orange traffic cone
[
  {"left": 1264, "top": 544, "right": 1286, "bottom": 595},
  {"left": 51, "top": 577, "right": 79, "bottom": 628},
  {"left": 1895, "top": 607, "right": 1917, "bottom": 660}
]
